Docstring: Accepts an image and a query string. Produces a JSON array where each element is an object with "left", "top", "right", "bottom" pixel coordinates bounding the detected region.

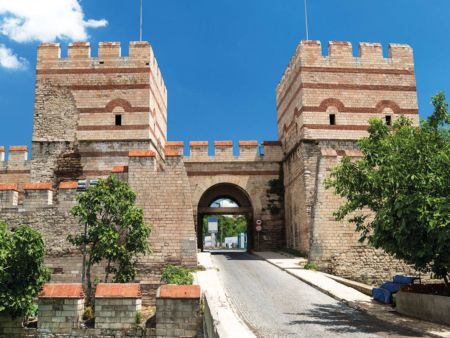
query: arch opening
[{"left": 196, "top": 183, "right": 254, "bottom": 252}]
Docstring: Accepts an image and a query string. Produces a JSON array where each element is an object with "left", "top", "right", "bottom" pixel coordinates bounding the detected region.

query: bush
[
  {"left": 160, "top": 265, "right": 194, "bottom": 285},
  {"left": 0, "top": 223, "right": 51, "bottom": 319},
  {"left": 304, "top": 263, "right": 316, "bottom": 271},
  {"left": 83, "top": 306, "right": 94, "bottom": 320},
  {"left": 135, "top": 311, "right": 142, "bottom": 324}
]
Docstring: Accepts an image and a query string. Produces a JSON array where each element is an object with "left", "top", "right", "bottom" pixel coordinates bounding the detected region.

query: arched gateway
[{"left": 195, "top": 183, "right": 254, "bottom": 251}]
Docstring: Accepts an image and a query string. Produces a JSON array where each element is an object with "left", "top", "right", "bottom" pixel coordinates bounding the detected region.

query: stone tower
[
  {"left": 31, "top": 41, "right": 167, "bottom": 189},
  {"left": 276, "top": 40, "right": 419, "bottom": 274}
]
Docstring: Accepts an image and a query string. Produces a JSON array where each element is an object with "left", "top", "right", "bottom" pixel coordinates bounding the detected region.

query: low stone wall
[
  {"left": 329, "top": 246, "right": 433, "bottom": 286},
  {"left": 397, "top": 292, "right": 450, "bottom": 326},
  {"left": 156, "top": 285, "right": 201, "bottom": 338},
  {"left": 0, "top": 316, "right": 24, "bottom": 338}
]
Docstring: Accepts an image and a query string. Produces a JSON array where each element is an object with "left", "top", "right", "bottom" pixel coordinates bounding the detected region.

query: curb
[{"left": 253, "top": 252, "right": 448, "bottom": 338}]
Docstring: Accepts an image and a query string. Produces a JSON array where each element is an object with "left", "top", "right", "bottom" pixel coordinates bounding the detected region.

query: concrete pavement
[
  {"left": 254, "top": 251, "right": 450, "bottom": 338},
  {"left": 209, "top": 249, "right": 432, "bottom": 338}
]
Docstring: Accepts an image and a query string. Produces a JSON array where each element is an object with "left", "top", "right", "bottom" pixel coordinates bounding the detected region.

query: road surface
[{"left": 210, "top": 249, "right": 429, "bottom": 338}]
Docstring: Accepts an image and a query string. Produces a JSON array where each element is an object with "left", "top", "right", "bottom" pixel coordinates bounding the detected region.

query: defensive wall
[{"left": 276, "top": 40, "right": 423, "bottom": 285}]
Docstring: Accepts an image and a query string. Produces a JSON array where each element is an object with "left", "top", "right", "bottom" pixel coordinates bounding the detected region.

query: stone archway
[{"left": 196, "top": 183, "right": 254, "bottom": 252}]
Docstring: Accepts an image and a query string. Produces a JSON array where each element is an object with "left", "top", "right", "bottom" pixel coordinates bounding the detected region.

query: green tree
[
  {"left": 325, "top": 91, "right": 450, "bottom": 291},
  {"left": 0, "top": 222, "right": 51, "bottom": 319},
  {"left": 67, "top": 175, "right": 152, "bottom": 300}
]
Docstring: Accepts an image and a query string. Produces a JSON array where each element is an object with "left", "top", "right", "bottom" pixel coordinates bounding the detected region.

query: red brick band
[
  {"left": 39, "top": 284, "right": 85, "bottom": 299},
  {"left": 129, "top": 150, "right": 156, "bottom": 157},
  {"left": 187, "top": 171, "right": 279, "bottom": 176},
  {"left": 77, "top": 125, "right": 150, "bottom": 131},
  {"left": 190, "top": 142, "right": 208, "bottom": 146},
  {"left": 277, "top": 66, "right": 415, "bottom": 110},
  {"left": 214, "top": 141, "right": 233, "bottom": 146},
  {"left": 95, "top": 283, "right": 142, "bottom": 299},
  {"left": 37, "top": 68, "right": 151, "bottom": 75},
  {"left": 159, "top": 285, "right": 200, "bottom": 299},
  {"left": 278, "top": 83, "right": 417, "bottom": 125},
  {"left": 71, "top": 84, "right": 150, "bottom": 91},
  {"left": 301, "top": 124, "right": 369, "bottom": 130},
  {"left": 78, "top": 107, "right": 151, "bottom": 114},
  {"left": 0, "top": 170, "right": 31, "bottom": 174}
]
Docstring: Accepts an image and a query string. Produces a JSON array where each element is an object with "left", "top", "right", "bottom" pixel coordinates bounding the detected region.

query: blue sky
[{"left": 0, "top": 0, "right": 449, "bottom": 157}]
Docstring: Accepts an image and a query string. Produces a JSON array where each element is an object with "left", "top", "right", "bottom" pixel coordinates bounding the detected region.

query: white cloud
[
  {"left": 0, "top": 0, "right": 107, "bottom": 43},
  {"left": 0, "top": 44, "right": 28, "bottom": 69}
]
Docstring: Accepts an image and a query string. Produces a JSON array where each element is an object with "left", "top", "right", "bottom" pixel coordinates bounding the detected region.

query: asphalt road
[{"left": 210, "top": 249, "right": 430, "bottom": 338}]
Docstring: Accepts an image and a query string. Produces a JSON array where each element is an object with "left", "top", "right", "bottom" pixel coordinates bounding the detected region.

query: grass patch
[
  {"left": 191, "top": 265, "right": 206, "bottom": 273},
  {"left": 273, "top": 246, "right": 308, "bottom": 258}
]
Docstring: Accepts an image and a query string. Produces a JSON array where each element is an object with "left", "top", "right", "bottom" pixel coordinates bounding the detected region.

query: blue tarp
[{"left": 372, "top": 275, "right": 418, "bottom": 304}]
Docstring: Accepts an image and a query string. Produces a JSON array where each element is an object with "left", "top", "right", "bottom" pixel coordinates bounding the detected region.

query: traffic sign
[
  {"left": 256, "top": 219, "right": 262, "bottom": 225},
  {"left": 256, "top": 225, "right": 262, "bottom": 232}
]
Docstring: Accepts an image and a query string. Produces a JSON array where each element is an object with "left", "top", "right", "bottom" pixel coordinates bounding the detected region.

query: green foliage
[
  {"left": 304, "top": 263, "right": 316, "bottom": 271},
  {"left": 266, "top": 163, "right": 284, "bottom": 214},
  {"left": 325, "top": 91, "right": 450, "bottom": 290},
  {"left": 83, "top": 306, "right": 94, "bottom": 320},
  {"left": 392, "top": 294, "right": 397, "bottom": 306},
  {"left": 134, "top": 310, "right": 142, "bottom": 324},
  {"left": 202, "top": 212, "right": 247, "bottom": 242},
  {"left": 192, "top": 265, "right": 206, "bottom": 273},
  {"left": 273, "top": 246, "right": 308, "bottom": 258},
  {"left": 0, "top": 222, "right": 51, "bottom": 319},
  {"left": 160, "top": 265, "right": 194, "bottom": 285},
  {"left": 67, "top": 175, "right": 153, "bottom": 299}
]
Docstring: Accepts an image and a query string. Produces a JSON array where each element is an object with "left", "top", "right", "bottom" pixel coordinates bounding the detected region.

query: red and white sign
[
  {"left": 256, "top": 219, "right": 262, "bottom": 225},
  {"left": 256, "top": 225, "right": 262, "bottom": 232}
]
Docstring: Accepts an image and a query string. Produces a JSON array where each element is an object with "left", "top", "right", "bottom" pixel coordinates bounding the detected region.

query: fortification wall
[
  {"left": 165, "top": 141, "right": 285, "bottom": 251},
  {"left": 0, "top": 151, "right": 196, "bottom": 304}
]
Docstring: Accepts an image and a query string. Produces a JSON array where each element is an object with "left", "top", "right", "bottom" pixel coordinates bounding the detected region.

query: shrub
[
  {"left": 83, "top": 306, "right": 94, "bottom": 320},
  {"left": 0, "top": 223, "right": 51, "bottom": 319},
  {"left": 160, "top": 265, "right": 194, "bottom": 285},
  {"left": 304, "top": 263, "right": 316, "bottom": 271},
  {"left": 135, "top": 310, "right": 142, "bottom": 324}
]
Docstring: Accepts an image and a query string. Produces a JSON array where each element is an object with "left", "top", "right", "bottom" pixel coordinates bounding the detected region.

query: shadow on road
[
  {"left": 208, "top": 249, "right": 263, "bottom": 261},
  {"left": 285, "top": 303, "right": 427, "bottom": 337}
]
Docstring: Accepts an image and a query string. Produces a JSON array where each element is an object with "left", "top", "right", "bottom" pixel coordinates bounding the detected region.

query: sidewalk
[
  {"left": 254, "top": 251, "right": 450, "bottom": 338},
  {"left": 195, "top": 252, "right": 256, "bottom": 338}
]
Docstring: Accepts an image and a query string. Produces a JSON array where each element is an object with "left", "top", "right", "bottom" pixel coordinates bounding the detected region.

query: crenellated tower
[
  {"left": 31, "top": 41, "right": 168, "bottom": 189},
  {"left": 277, "top": 40, "right": 419, "bottom": 267}
]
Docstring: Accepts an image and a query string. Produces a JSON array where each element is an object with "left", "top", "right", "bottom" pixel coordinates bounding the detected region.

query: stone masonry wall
[{"left": 127, "top": 151, "right": 197, "bottom": 302}]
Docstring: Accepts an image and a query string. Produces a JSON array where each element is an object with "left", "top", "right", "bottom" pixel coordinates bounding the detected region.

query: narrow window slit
[
  {"left": 386, "top": 116, "right": 392, "bottom": 126},
  {"left": 329, "top": 114, "right": 336, "bottom": 125},
  {"left": 115, "top": 115, "right": 122, "bottom": 126}
]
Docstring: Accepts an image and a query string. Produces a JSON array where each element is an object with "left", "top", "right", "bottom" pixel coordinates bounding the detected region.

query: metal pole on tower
[
  {"left": 304, "top": 0, "right": 309, "bottom": 41},
  {"left": 140, "top": 0, "right": 143, "bottom": 41}
]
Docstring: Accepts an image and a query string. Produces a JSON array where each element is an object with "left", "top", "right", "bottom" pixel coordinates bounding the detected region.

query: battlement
[
  {"left": 276, "top": 40, "right": 415, "bottom": 102},
  {"left": 169, "top": 141, "right": 283, "bottom": 162},
  {"left": 0, "top": 146, "right": 30, "bottom": 170},
  {"left": 36, "top": 41, "right": 167, "bottom": 102}
]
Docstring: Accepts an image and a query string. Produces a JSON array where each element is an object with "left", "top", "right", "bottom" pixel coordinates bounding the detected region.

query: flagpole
[
  {"left": 140, "top": 0, "right": 143, "bottom": 41},
  {"left": 304, "top": 0, "right": 308, "bottom": 41}
]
